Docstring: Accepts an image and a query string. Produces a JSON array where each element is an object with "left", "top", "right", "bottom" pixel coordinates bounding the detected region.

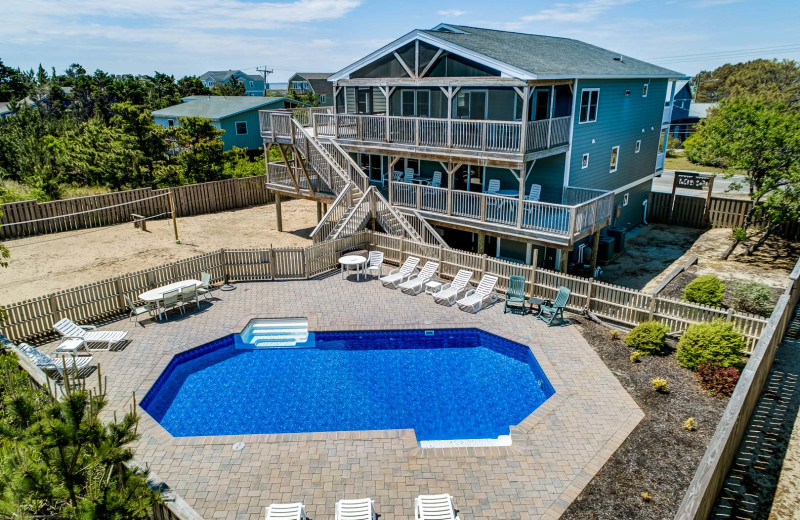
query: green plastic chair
[
  {"left": 503, "top": 276, "right": 527, "bottom": 315},
  {"left": 537, "top": 286, "right": 571, "bottom": 325}
]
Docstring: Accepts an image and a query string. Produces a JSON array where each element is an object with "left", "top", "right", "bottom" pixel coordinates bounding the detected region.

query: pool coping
[{"left": 134, "top": 313, "right": 571, "bottom": 458}]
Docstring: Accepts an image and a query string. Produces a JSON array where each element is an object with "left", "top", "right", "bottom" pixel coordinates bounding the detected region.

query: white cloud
[
  {"left": 437, "top": 9, "right": 467, "bottom": 17},
  {"left": 692, "top": 0, "right": 744, "bottom": 7},
  {"left": 521, "top": 0, "right": 637, "bottom": 24}
]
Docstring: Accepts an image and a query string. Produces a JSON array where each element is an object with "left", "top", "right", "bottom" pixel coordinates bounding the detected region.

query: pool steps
[{"left": 237, "top": 318, "right": 311, "bottom": 348}]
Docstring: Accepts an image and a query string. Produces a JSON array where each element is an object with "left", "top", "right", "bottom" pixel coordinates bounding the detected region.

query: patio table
[
  {"left": 338, "top": 255, "right": 367, "bottom": 281},
  {"left": 140, "top": 279, "right": 201, "bottom": 320}
]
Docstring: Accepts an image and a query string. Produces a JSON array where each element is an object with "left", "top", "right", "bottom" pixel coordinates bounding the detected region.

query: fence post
[
  {"left": 726, "top": 307, "right": 735, "bottom": 321},
  {"left": 481, "top": 254, "right": 488, "bottom": 277},
  {"left": 303, "top": 249, "right": 309, "bottom": 279},
  {"left": 585, "top": 278, "right": 594, "bottom": 309},
  {"left": 268, "top": 248, "right": 276, "bottom": 280},
  {"left": 49, "top": 294, "right": 61, "bottom": 323},
  {"left": 647, "top": 295, "right": 657, "bottom": 321},
  {"left": 114, "top": 278, "right": 126, "bottom": 311}
]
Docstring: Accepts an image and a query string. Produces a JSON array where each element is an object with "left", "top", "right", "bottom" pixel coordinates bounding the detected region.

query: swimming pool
[{"left": 141, "top": 328, "right": 554, "bottom": 441}]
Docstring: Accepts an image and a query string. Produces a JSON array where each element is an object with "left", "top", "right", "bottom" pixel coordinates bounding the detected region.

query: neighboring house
[
  {"left": 0, "top": 101, "right": 13, "bottom": 118},
  {"left": 152, "top": 96, "right": 307, "bottom": 150},
  {"left": 287, "top": 73, "right": 334, "bottom": 106},
  {"left": 262, "top": 24, "right": 684, "bottom": 270},
  {"left": 0, "top": 86, "right": 72, "bottom": 118},
  {"left": 198, "top": 70, "right": 265, "bottom": 96},
  {"left": 669, "top": 81, "right": 716, "bottom": 140}
]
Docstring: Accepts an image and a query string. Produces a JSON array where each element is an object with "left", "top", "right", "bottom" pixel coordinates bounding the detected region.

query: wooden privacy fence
[
  {"left": 0, "top": 232, "right": 369, "bottom": 343},
  {"left": 0, "top": 175, "right": 273, "bottom": 240},
  {"left": 674, "top": 258, "right": 800, "bottom": 519},
  {"left": 649, "top": 191, "right": 800, "bottom": 239},
  {"left": 368, "top": 232, "right": 768, "bottom": 351}
]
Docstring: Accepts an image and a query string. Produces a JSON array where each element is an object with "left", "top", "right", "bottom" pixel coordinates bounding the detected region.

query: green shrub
[
  {"left": 676, "top": 320, "right": 746, "bottom": 371},
  {"left": 684, "top": 417, "right": 695, "bottom": 431},
  {"left": 698, "top": 363, "right": 740, "bottom": 397},
  {"left": 630, "top": 351, "right": 641, "bottom": 363},
  {"left": 651, "top": 377, "right": 668, "bottom": 393},
  {"left": 683, "top": 275, "right": 725, "bottom": 307},
  {"left": 730, "top": 281, "right": 774, "bottom": 317},
  {"left": 624, "top": 321, "right": 670, "bottom": 354}
]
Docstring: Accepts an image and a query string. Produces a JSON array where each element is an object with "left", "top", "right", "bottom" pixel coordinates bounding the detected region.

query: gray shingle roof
[
  {"left": 421, "top": 25, "right": 683, "bottom": 79},
  {"left": 151, "top": 96, "right": 295, "bottom": 120},
  {"left": 290, "top": 73, "right": 334, "bottom": 95}
]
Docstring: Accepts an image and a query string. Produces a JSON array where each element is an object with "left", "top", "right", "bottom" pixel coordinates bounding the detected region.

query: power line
[
  {"left": 646, "top": 42, "right": 800, "bottom": 61},
  {"left": 656, "top": 48, "right": 800, "bottom": 66}
]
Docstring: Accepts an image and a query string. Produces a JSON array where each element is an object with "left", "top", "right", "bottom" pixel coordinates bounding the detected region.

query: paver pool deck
[{"left": 41, "top": 273, "right": 643, "bottom": 520}]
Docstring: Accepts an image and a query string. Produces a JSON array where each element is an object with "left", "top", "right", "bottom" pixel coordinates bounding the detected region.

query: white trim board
[{"left": 613, "top": 174, "right": 655, "bottom": 195}]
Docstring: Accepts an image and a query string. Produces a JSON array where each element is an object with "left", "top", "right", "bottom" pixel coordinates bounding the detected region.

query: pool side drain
[{"left": 232, "top": 442, "right": 245, "bottom": 451}]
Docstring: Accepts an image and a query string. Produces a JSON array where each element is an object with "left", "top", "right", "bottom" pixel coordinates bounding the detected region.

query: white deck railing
[
  {"left": 391, "top": 183, "right": 615, "bottom": 239},
  {"left": 261, "top": 111, "right": 571, "bottom": 155}
]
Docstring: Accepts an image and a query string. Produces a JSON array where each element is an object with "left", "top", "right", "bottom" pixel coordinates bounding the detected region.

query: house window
[
  {"left": 643, "top": 83, "right": 649, "bottom": 97},
  {"left": 582, "top": 153, "right": 589, "bottom": 169},
  {"left": 579, "top": 88, "right": 599, "bottom": 123},
  {"left": 356, "top": 87, "right": 372, "bottom": 114},
  {"left": 167, "top": 119, "right": 175, "bottom": 127},
  {"left": 635, "top": 140, "right": 641, "bottom": 153},
  {"left": 513, "top": 95, "right": 523, "bottom": 121},
  {"left": 610, "top": 146, "right": 620, "bottom": 173},
  {"left": 235, "top": 121, "right": 247, "bottom": 135},
  {"left": 401, "top": 90, "right": 430, "bottom": 117},
  {"left": 623, "top": 193, "right": 629, "bottom": 206},
  {"left": 249, "top": 81, "right": 254, "bottom": 88},
  {"left": 319, "top": 94, "right": 327, "bottom": 103}
]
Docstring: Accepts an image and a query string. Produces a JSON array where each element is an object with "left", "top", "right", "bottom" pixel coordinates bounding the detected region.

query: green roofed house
[{"left": 152, "top": 96, "right": 308, "bottom": 150}]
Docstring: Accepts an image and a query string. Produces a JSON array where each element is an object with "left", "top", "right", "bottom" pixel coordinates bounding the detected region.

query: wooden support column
[
  {"left": 517, "top": 86, "right": 530, "bottom": 154},
  {"left": 559, "top": 247, "right": 569, "bottom": 273},
  {"left": 316, "top": 201, "right": 323, "bottom": 222},
  {"left": 546, "top": 84, "right": 555, "bottom": 148},
  {"left": 275, "top": 193, "right": 283, "bottom": 232},
  {"left": 276, "top": 144, "right": 301, "bottom": 194},
  {"left": 589, "top": 230, "right": 601, "bottom": 274},
  {"left": 388, "top": 156, "right": 400, "bottom": 205},
  {"left": 476, "top": 232, "right": 486, "bottom": 255}
]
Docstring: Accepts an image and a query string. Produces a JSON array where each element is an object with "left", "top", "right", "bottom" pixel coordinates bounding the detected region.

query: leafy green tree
[
  {"left": 684, "top": 97, "right": 800, "bottom": 259},
  {"left": 289, "top": 89, "right": 319, "bottom": 106},
  {"left": 695, "top": 59, "right": 800, "bottom": 108},
  {"left": 211, "top": 77, "right": 245, "bottom": 96},
  {"left": 0, "top": 58, "right": 31, "bottom": 102},
  {"left": 176, "top": 76, "right": 210, "bottom": 97},
  {"left": 111, "top": 102, "right": 169, "bottom": 185},
  {"left": 168, "top": 117, "right": 225, "bottom": 183}
]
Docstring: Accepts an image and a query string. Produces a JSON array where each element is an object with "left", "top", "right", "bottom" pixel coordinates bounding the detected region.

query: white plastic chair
[
  {"left": 16, "top": 342, "right": 94, "bottom": 379},
  {"left": 265, "top": 502, "right": 306, "bottom": 520},
  {"left": 365, "top": 251, "right": 384, "bottom": 279},
  {"left": 424, "top": 171, "right": 442, "bottom": 188},
  {"left": 197, "top": 272, "right": 213, "bottom": 302},
  {"left": 404, "top": 168, "right": 415, "bottom": 183},
  {"left": 487, "top": 179, "right": 501, "bottom": 194},
  {"left": 525, "top": 184, "right": 542, "bottom": 202}
]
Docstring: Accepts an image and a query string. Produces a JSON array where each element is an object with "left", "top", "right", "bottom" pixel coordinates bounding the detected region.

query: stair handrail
[
  {"left": 330, "top": 186, "right": 374, "bottom": 241},
  {"left": 371, "top": 190, "right": 425, "bottom": 242},
  {"left": 291, "top": 119, "right": 354, "bottom": 197},
  {"left": 406, "top": 209, "right": 450, "bottom": 248},
  {"left": 309, "top": 182, "right": 353, "bottom": 240},
  {"left": 326, "top": 139, "right": 372, "bottom": 194}
]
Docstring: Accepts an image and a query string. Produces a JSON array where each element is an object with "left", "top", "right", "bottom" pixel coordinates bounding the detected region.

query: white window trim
[
  {"left": 319, "top": 94, "right": 327, "bottom": 103},
  {"left": 235, "top": 121, "right": 248, "bottom": 135},
  {"left": 454, "top": 89, "right": 489, "bottom": 120},
  {"left": 578, "top": 88, "right": 600, "bottom": 124},
  {"left": 635, "top": 139, "right": 641, "bottom": 153},
  {"left": 623, "top": 193, "right": 629, "bottom": 206},
  {"left": 642, "top": 82, "right": 649, "bottom": 97},
  {"left": 167, "top": 119, "right": 175, "bottom": 127},
  {"left": 581, "top": 153, "right": 589, "bottom": 169},
  {"left": 610, "top": 145, "right": 620, "bottom": 173}
]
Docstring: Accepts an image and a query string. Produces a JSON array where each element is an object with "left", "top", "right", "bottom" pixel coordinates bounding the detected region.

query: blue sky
[{"left": 3, "top": 0, "right": 799, "bottom": 82}]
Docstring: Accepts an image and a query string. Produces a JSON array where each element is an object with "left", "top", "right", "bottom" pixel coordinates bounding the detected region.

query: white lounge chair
[
  {"left": 415, "top": 494, "right": 460, "bottom": 520},
  {"left": 432, "top": 270, "right": 474, "bottom": 306},
  {"left": 336, "top": 498, "right": 376, "bottom": 520},
  {"left": 380, "top": 256, "right": 420, "bottom": 288},
  {"left": 265, "top": 502, "right": 306, "bottom": 520},
  {"left": 457, "top": 274, "right": 499, "bottom": 313},
  {"left": 399, "top": 261, "right": 440, "bottom": 295},
  {"left": 15, "top": 342, "right": 94, "bottom": 378},
  {"left": 365, "top": 251, "right": 384, "bottom": 279},
  {"left": 53, "top": 317, "right": 128, "bottom": 351}
]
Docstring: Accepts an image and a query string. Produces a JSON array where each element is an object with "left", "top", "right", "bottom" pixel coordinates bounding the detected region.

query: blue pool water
[{"left": 141, "top": 328, "right": 554, "bottom": 441}]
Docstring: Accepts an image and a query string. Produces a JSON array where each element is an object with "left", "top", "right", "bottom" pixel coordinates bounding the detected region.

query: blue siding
[{"left": 568, "top": 78, "right": 667, "bottom": 193}]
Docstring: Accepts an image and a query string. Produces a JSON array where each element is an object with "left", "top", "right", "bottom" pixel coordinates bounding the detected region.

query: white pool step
[{"left": 238, "top": 318, "right": 310, "bottom": 348}]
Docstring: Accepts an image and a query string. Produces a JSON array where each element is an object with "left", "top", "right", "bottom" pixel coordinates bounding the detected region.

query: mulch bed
[{"left": 560, "top": 317, "right": 728, "bottom": 520}]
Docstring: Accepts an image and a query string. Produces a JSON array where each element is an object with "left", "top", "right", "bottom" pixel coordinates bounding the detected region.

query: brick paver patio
[{"left": 43, "top": 272, "right": 642, "bottom": 520}]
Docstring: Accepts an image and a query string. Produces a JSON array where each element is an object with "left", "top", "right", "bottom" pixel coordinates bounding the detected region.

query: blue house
[
  {"left": 669, "top": 81, "right": 716, "bottom": 141},
  {"left": 264, "top": 23, "right": 685, "bottom": 270},
  {"left": 152, "top": 96, "right": 307, "bottom": 151},
  {"left": 198, "top": 70, "right": 265, "bottom": 96}
]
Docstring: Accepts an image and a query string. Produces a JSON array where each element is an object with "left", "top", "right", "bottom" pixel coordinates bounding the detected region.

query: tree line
[
  {"left": 683, "top": 59, "right": 800, "bottom": 257},
  {"left": 0, "top": 59, "right": 276, "bottom": 203}
]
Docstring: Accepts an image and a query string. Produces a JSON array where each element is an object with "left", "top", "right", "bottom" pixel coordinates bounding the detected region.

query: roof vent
[{"left": 614, "top": 55, "right": 623, "bottom": 62}]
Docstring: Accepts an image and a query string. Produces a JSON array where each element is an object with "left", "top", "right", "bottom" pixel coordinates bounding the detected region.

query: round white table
[
  {"left": 140, "top": 279, "right": 202, "bottom": 320},
  {"left": 339, "top": 255, "right": 367, "bottom": 281}
]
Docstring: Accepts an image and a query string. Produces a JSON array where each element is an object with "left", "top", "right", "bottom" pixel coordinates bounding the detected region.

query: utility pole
[{"left": 256, "top": 65, "right": 273, "bottom": 95}]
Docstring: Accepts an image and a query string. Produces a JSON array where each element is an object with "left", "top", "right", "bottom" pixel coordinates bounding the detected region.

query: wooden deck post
[
  {"left": 275, "top": 193, "right": 283, "bottom": 232},
  {"left": 316, "top": 201, "right": 323, "bottom": 222},
  {"left": 476, "top": 232, "right": 486, "bottom": 255},
  {"left": 559, "top": 247, "right": 569, "bottom": 273},
  {"left": 518, "top": 86, "right": 530, "bottom": 154},
  {"left": 589, "top": 230, "right": 601, "bottom": 274}
]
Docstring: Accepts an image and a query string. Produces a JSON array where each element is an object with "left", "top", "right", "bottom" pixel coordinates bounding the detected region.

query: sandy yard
[
  {"left": 599, "top": 223, "right": 797, "bottom": 292},
  {"left": 0, "top": 199, "right": 317, "bottom": 303}
]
